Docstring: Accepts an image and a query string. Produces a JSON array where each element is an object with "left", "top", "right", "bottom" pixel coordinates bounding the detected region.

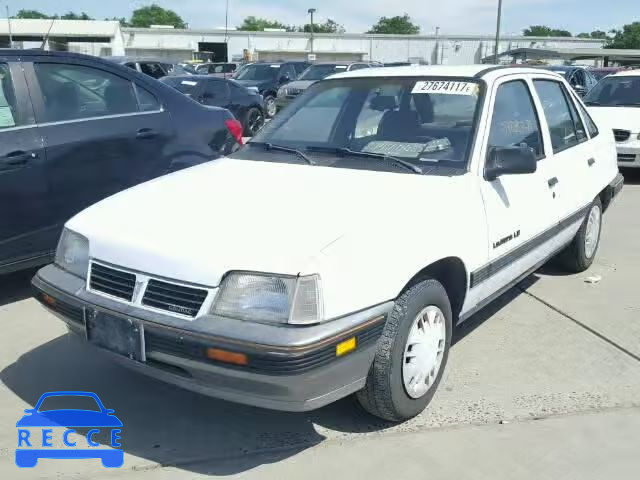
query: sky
[{"left": 4, "top": 0, "right": 639, "bottom": 36}]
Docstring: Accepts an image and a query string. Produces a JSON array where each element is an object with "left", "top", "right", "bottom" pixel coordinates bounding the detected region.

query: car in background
[
  {"left": 536, "top": 65, "right": 598, "bottom": 96},
  {"left": 105, "top": 56, "right": 174, "bottom": 79},
  {"left": 161, "top": 75, "right": 265, "bottom": 136},
  {"left": 0, "top": 49, "right": 243, "bottom": 275},
  {"left": 589, "top": 67, "right": 628, "bottom": 82},
  {"left": 233, "top": 61, "right": 311, "bottom": 118},
  {"left": 195, "top": 62, "right": 239, "bottom": 79},
  {"left": 276, "top": 62, "right": 372, "bottom": 111},
  {"left": 584, "top": 70, "right": 640, "bottom": 168}
]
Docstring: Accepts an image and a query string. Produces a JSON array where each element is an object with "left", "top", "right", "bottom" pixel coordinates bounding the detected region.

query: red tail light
[{"left": 225, "top": 118, "right": 244, "bottom": 145}]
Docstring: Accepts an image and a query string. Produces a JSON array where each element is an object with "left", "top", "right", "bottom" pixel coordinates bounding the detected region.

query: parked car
[
  {"left": 0, "top": 49, "right": 243, "bottom": 275},
  {"left": 104, "top": 57, "right": 174, "bottom": 79},
  {"left": 32, "top": 65, "right": 622, "bottom": 422},
  {"left": 584, "top": 70, "right": 640, "bottom": 168},
  {"left": 233, "top": 61, "right": 311, "bottom": 117},
  {"left": 276, "top": 62, "right": 372, "bottom": 111},
  {"left": 589, "top": 66, "right": 628, "bottom": 82},
  {"left": 536, "top": 65, "right": 598, "bottom": 96},
  {"left": 195, "top": 62, "right": 239, "bottom": 79},
  {"left": 161, "top": 75, "right": 265, "bottom": 136}
]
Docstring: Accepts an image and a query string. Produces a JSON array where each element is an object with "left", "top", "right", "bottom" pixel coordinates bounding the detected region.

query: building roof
[{"left": 0, "top": 19, "right": 120, "bottom": 37}]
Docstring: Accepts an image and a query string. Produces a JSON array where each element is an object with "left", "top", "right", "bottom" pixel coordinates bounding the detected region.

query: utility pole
[
  {"left": 308, "top": 8, "right": 316, "bottom": 54},
  {"left": 6, "top": 5, "right": 13, "bottom": 48},
  {"left": 435, "top": 26, "right": 440, "bottom": 65},
  {"left": 494, "top": 0, "right": 503, "bottom": 64},
  {"left": 224, "top": 0, "right": 229, "bottom": 61}
]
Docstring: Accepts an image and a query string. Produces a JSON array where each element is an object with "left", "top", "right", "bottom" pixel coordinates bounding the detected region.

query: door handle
[
  {"left": 0, "top": 151, "right": 36, "bottom": 169},
  {"left": 547, "top": 177, "right": 559, "bottom": 188},
  {"left": 588, "top": 158, "right": 596, "bottom": 167},
  {"left": 136, "top": 128, "right": 157, "bottom": 139}
]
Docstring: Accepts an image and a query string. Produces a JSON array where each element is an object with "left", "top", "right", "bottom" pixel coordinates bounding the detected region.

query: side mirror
[
  {"left": 574, "top": 85, "right": 587, "bottom": 96},
  {"left": 279, "top": 75, "right": 290, "bottom": 84},
  {"left": 485, "top": 145, "right": 537, "bottom": 181}
]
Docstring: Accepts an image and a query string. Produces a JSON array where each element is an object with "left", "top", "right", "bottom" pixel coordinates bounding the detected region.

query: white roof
[
  {"left": 612, "top": 69, "right": 640, "bottom": 77},
  {"left": 330, "top": 65, "right": 552, "bottom": 80},
  {"left": 0, "top": 19, "right": 120, "bottom": 37}
]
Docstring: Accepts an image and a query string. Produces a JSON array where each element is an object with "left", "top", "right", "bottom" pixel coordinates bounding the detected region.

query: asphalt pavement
[{"left": 1, "top": 171, "right": 639, "bottom": 479}]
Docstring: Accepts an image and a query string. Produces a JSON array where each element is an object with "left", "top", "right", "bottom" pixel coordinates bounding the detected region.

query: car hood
[
  {"left": 234, "top": 79, "right": 272, "bottom": 90},
  {"left": 68, "top": 158, "right": 463, "bottom": 287},
  {"left": 587, "top": 106, "right": 640, "bottom": 132}
]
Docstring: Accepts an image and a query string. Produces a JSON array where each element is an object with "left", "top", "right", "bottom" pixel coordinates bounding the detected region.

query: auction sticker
[{"left": 412, "top": 80, "right": 478, "bottom": 95}]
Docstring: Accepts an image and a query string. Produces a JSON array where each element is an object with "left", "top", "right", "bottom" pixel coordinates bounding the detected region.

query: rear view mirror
[
  {"left": 574, "top": 85, "right": 587, "bottom": 96},
  {"left": 485, "top": 146, "right": 537, "bottom": 181},
  {"left": 279, "top": 75, "right": 291, "bottom": 84}
]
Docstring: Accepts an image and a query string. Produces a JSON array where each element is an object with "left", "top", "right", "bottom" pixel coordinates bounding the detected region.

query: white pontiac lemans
[{"left": 33, "top": 66, "right": 623, "bottom": 422}]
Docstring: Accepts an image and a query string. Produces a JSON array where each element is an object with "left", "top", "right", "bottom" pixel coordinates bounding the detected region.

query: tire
[
  {"left": 264, "top": 95, "right": 277, "bottom": 118},
  {"left": 356, "top": 279, "right": 452, "bottom": 422},
  {"left": 559, "top": 197, "right": 603, "bottom": 273},
  {"left": 243, "top": 107, "right": 264, "bottom": 137}
]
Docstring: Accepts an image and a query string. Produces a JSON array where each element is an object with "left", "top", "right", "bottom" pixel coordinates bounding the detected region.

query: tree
[
  {"left": 237, "top": 16, "right": 293, "bottom": 32},
  {"left": 590, "top": 30, "right": 608, "bottom": 39},
  {"left": 13, "top": 9, "right": 54, "bottom": 19},
  {"left": 129, "top": 4, "right": 186, "bottom": 29},
  {"left": 577, "top": 32, "right": 591, "bottom": 38},
  {"left": 61, "top": 12, "right": 94, "bottom": 21},
  {"left": 523, "top": 25, "right": 572, "bottom": 37},
  {"left": 368, "top": 14, "right": 420, "bottom": 35},
  {"left": 607, "top": 22, "right": 640, "bottom": 49},
  {"left": 300, "top": 19, "right": 345, "bottom": 34}
]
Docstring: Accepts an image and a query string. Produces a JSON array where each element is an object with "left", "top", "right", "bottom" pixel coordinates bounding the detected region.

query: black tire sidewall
[
  {"left": 387, "top": 281, "right": 453, "bottom": 419},
  {"left": 575, "top": 198, "right": 603, "bottom": 269}
]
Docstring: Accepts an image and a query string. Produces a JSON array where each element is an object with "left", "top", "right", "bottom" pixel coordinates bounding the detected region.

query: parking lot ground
[{"left": 1, "top": 172, "right": 639, "bottom": 479}]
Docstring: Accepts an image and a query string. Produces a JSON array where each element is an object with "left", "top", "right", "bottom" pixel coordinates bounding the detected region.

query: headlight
[
  {"left": 55, "top": 229, "right": 90, "bottom": 279},
  {"left": 211, "top": 272, "right": 323, "bottom": 325},
  {"left": 277, "top": 87, "right": 286, "bottom": 97}
]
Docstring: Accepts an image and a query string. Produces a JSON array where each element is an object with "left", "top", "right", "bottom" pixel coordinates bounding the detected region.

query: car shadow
[
  {"left": 0, "top": 268, "right": 38, "bottom": 308},
  {"left": 1, "top": 275, "right": 538, "bottom": 475},
  {"left": 620, "top": 169, "right": 640, "bottom": 185}
]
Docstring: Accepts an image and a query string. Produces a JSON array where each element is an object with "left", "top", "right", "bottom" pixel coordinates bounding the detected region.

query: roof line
[{"left": 473, "top": 65, "right": 512, "bottom": 78}]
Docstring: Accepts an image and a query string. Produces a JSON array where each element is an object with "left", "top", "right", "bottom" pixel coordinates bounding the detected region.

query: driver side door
[{"left": 471, "top": 77, "right": 559, "bottom": 305}]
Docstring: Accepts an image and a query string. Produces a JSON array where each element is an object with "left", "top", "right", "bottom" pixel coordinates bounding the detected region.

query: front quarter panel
[{"left": 310, "top": 175, "right": 488, "bottom": 319}]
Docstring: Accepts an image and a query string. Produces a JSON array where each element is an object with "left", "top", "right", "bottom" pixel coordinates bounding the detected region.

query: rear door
[
  {"left": 200, "top": 79, "right": 231, "bottom": 109},
  {"left": 0, "top": 60, "right": 52, "bottom": 270},
  {"left": 24, "top": 57, "right": 174, "bottom": 237},
  {"left": 531, "top": 77, "right": 594, "bottom": 226}
]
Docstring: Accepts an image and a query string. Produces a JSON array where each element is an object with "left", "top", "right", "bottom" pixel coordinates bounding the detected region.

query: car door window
[
  {"left": 574, "top": 96, "right": 599, "bottom": 138},
  {"left": 0, "top": 63, "right": 20, "bottom": 128},
  {"left": 282, "top": 65, "right": 297, "bottom": 80},
  {"left": 34, "top": 63, "right": 139, "bottom": 122},
  {"left": 204, "top": 81, "right": 230, "bottom": 102},
  {"left": 135, "top": 84, "right": 161, "bottom": 112},
  {"left": 487, "top": 80, "right": 544, "bottom": 158},
  {"left": 349, "top": 64, "right": 370, "bottom": 71},
  {"left": 533, "top": 80, "right": 585, "bottom": 153}
]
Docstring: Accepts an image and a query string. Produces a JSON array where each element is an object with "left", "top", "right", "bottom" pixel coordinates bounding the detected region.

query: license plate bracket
[{"left": 85, "top": 310, "right": 145, "bottom": 362}]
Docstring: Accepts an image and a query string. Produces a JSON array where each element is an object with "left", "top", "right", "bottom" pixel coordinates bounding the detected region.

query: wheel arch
[{"left": 399, "top": 257, "right": 469, "bottom": 320}]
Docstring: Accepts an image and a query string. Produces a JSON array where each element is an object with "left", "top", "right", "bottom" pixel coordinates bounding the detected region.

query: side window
[
  {"left": 533, "top": 80, "right": 584, "bottom": 153},
  {"left": 205, "top": 80, "right": 230, "bottom": 100},
  {"left": 573, "top": 70, "right": 586, "bottom": 88},
  {"left": 575, "top": 97, "right": 599, "bottom": 138},
  {"left": 140, "top": 63, "right": 166, "bottom": 79},
  {"left": 0, "top": 63, "right": 21, "bottom": 128},
  {"left": 124, "top": 63, "right": 137, "bottom": 71},
  {"left": 349, "top": 64, "right": 370, "bottom": 71},
  {"left": 563, "top": 86, "right": 588, "bottom": 142},
  {"left": 487, "top": 80, "right": 544, "bottom": 158},
  {"left": 34, "top": 63, "right": 138, "bottom": 122},
  {"left": 283, "top": 65, "right": 297, "bottom": 79},
  {"left": 135, "top": 84, "right": 161, "bottom": 112}
]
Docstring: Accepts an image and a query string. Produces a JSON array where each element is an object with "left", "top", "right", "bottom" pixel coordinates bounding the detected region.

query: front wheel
[
  {"left": 356, "top": 279, "right": 452, "bottom": 422},
  {"left": 559, "top": 197, "right": 602, "bottom": 273},
  {"left": 243, "top": 107, "right": 264, "bottom": 137},
  {"left": 264, "top": 95, "right": 277, "bottom": 118}
]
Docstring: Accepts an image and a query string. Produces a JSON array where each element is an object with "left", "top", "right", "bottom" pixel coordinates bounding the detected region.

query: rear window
[{"left": 252, "top": 77, "right": 483, "bottom": 171}]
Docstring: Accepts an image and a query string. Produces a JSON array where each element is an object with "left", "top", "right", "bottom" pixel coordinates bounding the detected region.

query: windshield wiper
[
  {"left": 615, "top": 102, "right": 640, "bottom": 107},
  {"left": 305, "top": 146, "right": 423, "bottom": 174},
  {"left": 252, "top": 142, "right": 316, "bottom": 165},
  {"left": 584, "top": 101, "right": 600, "bottom": 106}
]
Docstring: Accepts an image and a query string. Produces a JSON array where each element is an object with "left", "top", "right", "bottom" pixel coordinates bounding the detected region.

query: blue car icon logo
[{"left": 16, "top": 391, "right": 123, "bottom": 468}]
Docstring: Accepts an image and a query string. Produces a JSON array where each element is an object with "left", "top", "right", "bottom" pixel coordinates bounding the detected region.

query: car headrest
[{"left": 369, "top": 95, "right": 397, "bottom": 111}]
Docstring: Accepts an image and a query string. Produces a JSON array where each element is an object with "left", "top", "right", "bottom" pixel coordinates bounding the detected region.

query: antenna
[
  {"left": 6, "top": 5, "right": 13, "bottom": 48},
  {"left": 40, "top": 17, "right": 56, "bottom": 50}
]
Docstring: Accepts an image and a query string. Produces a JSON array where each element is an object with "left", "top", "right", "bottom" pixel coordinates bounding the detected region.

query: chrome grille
[
  {"left": 613, "top": 129, "right": 631, "bottom": 142},
  {"left": 89, "top": 263, "right": 136, "bottom": 301},
  {"left": 617, "top": 153, "right": 636, "bottom": 162},
  {"left": 142, "top": 279, "right": 208, "bottom": 317}
]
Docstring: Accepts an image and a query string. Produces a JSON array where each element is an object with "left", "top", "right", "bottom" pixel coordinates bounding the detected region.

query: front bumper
[
  {"left": 32, "top": 265, "right": 391, "bottom": 412},
  {"left": 616, "top": 138, "right": 640, "bottom": 168},
  {"left": 275, "top": 94, "right": 298, "bottom": 111}
]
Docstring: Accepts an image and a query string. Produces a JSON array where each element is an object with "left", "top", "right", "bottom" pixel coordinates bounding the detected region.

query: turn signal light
[
  {"left": 336, "top": 337, "right": 357, "bottom": 357},
  {"left": 206, "top": 348, "right": 248, "bottom": 366},
  {"left": 42, "top": 294, "right": 57, "bottom": 307},
  {"left": 225, "top": 118, "right": 244, "bottom": 146}
]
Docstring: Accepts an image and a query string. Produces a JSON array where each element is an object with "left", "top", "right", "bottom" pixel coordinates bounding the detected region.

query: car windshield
[
  {"left": 37, "top": 395, "right": 101, "bottom": 412},
  {"left": 235, "top": 64, "right": 279, "bottom": 81},
  {"left": 250, "top": 76, "right": 482, "bottom": 172},
  {"left": 161, "top": 77, "right": 202, "bottom": 96},
  {"left": 584, "top": 76, "right": 640, "bottom": 106},
  {"left": 299, "top": 64, "right": 349, "bottom": 81}
]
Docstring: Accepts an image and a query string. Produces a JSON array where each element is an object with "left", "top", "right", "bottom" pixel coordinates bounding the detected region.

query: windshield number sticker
[
  {"left": 412, "top": 81, "right": 477, "bottom": 95},
  {"left": 180, "top": 80, "right": 198, "bottom": 86}
]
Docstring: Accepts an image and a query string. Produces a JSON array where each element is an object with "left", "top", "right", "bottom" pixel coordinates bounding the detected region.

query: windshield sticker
[
  {"left": 422, "top": 138, "right": 452, "bottom": 154},
  {"left": 180, "top": 80, "right": 198, "bottom": 86},
  {"left": 335, "top": 66, "right": 348, "bottom": 69},
  {"left": 363, "top": 141, "right": 426, "bottom": 158},
  {"left": 270, "top": 65, "right": 280, "bottom": 68},
  {"left": 412, "top": 80, "right": 478, "bottom": 96}
]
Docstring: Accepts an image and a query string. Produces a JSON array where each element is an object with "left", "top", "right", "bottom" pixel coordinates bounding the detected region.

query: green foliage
[
  {"left": 13, "top": 9, "right": 55, "bottom": 19},
  {"left": 523, "top": 25, "right": 572, "bottom": 37},
  {"left": 129, "top": 4, "right": 186, "bottom": 29},
  {"left": 606, "top": 22, "right": 640, "bottom": 49},
  {"left": 237, "top": 16, "right": 294, "bottom": 32},
  {"left": 299, "top": 19, "right": 345, "bottom": 34},
  {"left": 368, "top": 14, "right": 420, "bottom": 35}
]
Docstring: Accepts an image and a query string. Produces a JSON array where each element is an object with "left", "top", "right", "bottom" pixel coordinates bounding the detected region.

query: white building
[{"left": 0, "top": 19, "right": 606, "bottom": 65}]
